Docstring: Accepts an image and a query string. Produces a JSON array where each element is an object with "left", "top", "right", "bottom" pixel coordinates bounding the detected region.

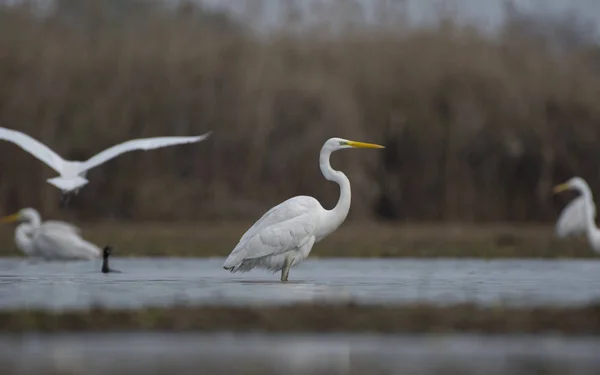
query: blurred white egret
[
  {"left": 555, "top": 194, "right": 596, "bottom": 238},
  {"left": 223, "top": 137, "right": 385, "bottom": 282},
  {"left": 553, "top": 177, "right": 600, "bottom": 253},
  {"left": 0, "top": 208, "right": 101, "bottom": 260},
  {"left": 0, "top": 127, "right": 212, "bottom": 206}
]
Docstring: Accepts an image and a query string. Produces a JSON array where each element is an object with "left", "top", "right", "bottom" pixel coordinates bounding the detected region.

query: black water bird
[{"left": 102, "top": 246, "right": 122, "bottom": 273}]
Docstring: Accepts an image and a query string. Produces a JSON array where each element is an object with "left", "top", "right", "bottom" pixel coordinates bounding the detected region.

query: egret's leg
[
  {"left": 59, "top": 193, "right": 71, "bottom": 208},
  {"left": 281, "top": 257, "right": 292, "bottom": 282}
]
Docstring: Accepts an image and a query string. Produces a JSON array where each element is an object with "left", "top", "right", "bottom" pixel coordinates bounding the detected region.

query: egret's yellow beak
[
  {"left": 552, "top": 183, "right": 570, "bottom": 194},
  {"left": 0, "top": 213, "right": 20, "bottom": 223},
  {"left": 347, "top": 141, "right": 385, "bottom": 149}
]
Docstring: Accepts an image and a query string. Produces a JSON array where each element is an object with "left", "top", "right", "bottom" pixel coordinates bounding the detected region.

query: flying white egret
[
  {"left": 0, "top": 208, "right": 101, "bottom": 260},
  {"left": 223, "top": 137, "right": 385, "bottom": 282},
  {"left": 553, "top": 177, "right": 600, "bottom": 253},
  {"left": 0, "top": 127, "right": 212, "bottom": 206}
]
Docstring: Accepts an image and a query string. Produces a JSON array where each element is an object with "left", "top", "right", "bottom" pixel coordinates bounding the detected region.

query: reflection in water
[
  {"left": 1, "top": 333, "right": 600, "bottom": 375},
  {"left": 0, "top": 258, "right": 599, "bottom": 310}
]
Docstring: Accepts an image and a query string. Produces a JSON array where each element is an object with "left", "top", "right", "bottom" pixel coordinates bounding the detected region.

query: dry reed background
[{"left": 0, "top": 0, "right": 599, "bottom": 224}]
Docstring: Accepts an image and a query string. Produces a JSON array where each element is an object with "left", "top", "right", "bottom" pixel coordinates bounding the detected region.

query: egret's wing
[
  {"left": 224, "top": 196, "right": 320, "bottom": 267},
  {"left": 227, "top": 214, "right": 316, "bottom": 264},
  {"left": 42, "top": 220, "right": 82, "bottom": 235},
  {"left": 77, "top": 132, "right": 212, "bottom": 173},
  {"left": 237, "top": 196, "right": 318, "bottom": 245},
  {"left": 0, "top": 127, "right": 65, "bottom": 174},
  {"left": 33, "top": 225, "right": 100, "bottom": 259},
  {"left": 555, "top": 196, "right": 595, "bottom": 238}
]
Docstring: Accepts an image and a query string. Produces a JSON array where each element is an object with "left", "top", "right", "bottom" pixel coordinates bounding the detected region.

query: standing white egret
[
  {"left": 555, "top": 194, "right": 596, "bottom": 238},
  {"left": 0, "top": 208, "right": 101, "bottom": 260},
  {"left": 0, "top": 127, "right": 212, "bottom": 206},
  {"left": 223, "top": 137, "right": 385, "bottom": 282},
  {"left": 553, "top": 177, "right": 600, "bottom": 253}
]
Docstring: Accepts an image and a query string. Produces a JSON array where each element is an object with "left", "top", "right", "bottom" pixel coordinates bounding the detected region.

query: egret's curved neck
[
  {"left": 15, "top": 212, "right": 41, "bottom": 256},
  {"left": 27, "top": 212, "right": 41, "bottom": 228},
  {"left": 578, "top": 184, "right": 599, "bottom": 243},
  {"left": 15, "top": 224, "right": 35, "bottom": 256},
  {"left": 319, "top": 148, "right": 351, "bottom": 237}
]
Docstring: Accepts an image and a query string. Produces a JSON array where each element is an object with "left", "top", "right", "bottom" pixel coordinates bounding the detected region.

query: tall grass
[{"left": 0, "top": 0, "right": 599, "bottom": 223}]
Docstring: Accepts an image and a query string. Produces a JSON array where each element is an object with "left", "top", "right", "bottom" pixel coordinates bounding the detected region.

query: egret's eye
[{"left": 339, "top": 141, "right": 346, "bottom": 146}]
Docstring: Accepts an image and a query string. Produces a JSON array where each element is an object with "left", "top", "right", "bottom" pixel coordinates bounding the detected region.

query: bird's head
[
  {"left": 103, "top": 246, "right": 112, "bottom": 258},
  {"left": 323, "top": 137, "right": 385, "bottom": 152},
  {"left": 553, "top": 177, "right": 588, "bottom": 194},
  {"left": 0, "top": 208, "right": 38, "bottom": 224}
]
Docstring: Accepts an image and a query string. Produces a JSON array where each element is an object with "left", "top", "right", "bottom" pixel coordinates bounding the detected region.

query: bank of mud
[{"left": 2, "top": 302, "right": 599, "bottom": 334}]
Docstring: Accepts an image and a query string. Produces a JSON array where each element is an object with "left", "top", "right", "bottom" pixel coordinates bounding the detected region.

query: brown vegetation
[
  {"left": 0, "top": 222, "right": 596, "bottom": 258},
  {"left": 2, "top": 302, "right": 599, "bottom": 334},
  {"left": 0, "top": 0, "right": 599, "bottom": 224}
]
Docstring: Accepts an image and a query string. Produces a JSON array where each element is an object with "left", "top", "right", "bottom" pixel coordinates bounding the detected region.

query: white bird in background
[
  {"left": 555, "top": 192, "right": 596, "bottom": 239},
  {"left": 0, "top": 127, "right": 212, "bottom": 206},
  {"left": 223, "top": 137, "right": 385, "bottom": 282},
  {"left": 553, "top": 177, "right": 600, "bottom": 253},
  {"left": 0, "top": 208, "right": 101, "bottom": 260}
]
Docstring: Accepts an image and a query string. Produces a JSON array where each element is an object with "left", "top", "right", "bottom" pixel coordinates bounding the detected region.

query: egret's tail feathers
[
  {"left": 47, "top": 176, "right": 89, "bottom": 192},
  {"left": 79, "top": 241, "right": 102, "bottom": 259},
  {"left": 223, "top": 256, "right": 242, "bottom": 272}
]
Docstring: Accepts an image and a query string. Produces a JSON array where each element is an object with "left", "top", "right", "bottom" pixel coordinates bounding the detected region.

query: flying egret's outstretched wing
[
  {"left": 223, "top": 196, "right": 320, "bottom": 269},
  {"left": 77, "top": 131, "right": 212, "bottom": 173},
  {"left": 0, "top": 127, "right": 65, "bottom": 174},
  {"left": 556, "top": 195, "right": 596, "bottom": 238}
]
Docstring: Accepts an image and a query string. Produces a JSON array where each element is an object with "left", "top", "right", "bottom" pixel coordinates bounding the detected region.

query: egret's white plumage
[
  {"left": 223, "top": 137, "right": 385, "bottom": 281},
  {"left": 0, "top": 127, "right": 212, "bottom": 194},
  {"left": 555, "top": 195, "right": 596, "bottom": 238},
  {"left": 553, "top": 177, "right": 600, "bottom": 253},
  {"left": 0, "top": 208, "right": 101, "bottom": 260}
]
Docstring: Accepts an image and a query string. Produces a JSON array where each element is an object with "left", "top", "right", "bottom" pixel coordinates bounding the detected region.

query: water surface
[
  {"left": 0, "top": 258, "right": 599, "bottom": 310},
  {"left": 2, "top": 332, "right": 600, "bottom": 375}
]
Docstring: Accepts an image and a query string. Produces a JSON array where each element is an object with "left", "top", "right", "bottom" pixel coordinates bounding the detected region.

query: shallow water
[
  {"left": 2, "top": 332, "right": 600, "bottom": 375},
  {"left": 0, "top": 257, "right": 599, "bottom": 310}
]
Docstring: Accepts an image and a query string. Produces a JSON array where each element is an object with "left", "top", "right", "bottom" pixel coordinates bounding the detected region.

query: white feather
[
  {"left": 0, "top": 127, "right": 65, "bottom": 173},
  {"left": 32, "top": 224, "right": 100, "bottom": 260},
  {"left": 0, "top": 127, "right": 212, "bottom": 193},
  {"left": 553, "top": 176, "right": 600, "bottom": 254},
  {"left": 223, "top": 196, "right": 320, "bottom": 272},
  {"left": 556, "top": 195, "right": 596, "bottom": 238},
  {"left": 222, "top": 137, "right": 385, "bottom": 280},
  {"left": 7, "top": 208, "right": 100, "bottom": 260}
]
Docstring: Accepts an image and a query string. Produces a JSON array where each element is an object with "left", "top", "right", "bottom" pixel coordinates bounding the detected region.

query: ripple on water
[{"left": 0, "top": 257, "right": 599, "bottom": 310}]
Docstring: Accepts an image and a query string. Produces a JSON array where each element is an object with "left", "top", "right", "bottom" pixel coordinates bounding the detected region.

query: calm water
[
  {"left": 0, "top": 257, "right": 599, "bottom": 310},
  {"left": 2, "top": 332, "right": 600, "bottom": 375}
]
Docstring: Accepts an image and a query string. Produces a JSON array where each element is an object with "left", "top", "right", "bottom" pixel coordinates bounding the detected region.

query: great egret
[
  {"left": 553, "top": 177, "right": 600, "bottom": 253},
  {"left": 101, "top": 246, "right": 122, "bottom": 273},
  {"left": 223, "top": 137, "right": 385, "bottom": 282},
  {"left": 555, "top": 194, "right": 596, "bottom": 238},
  {"left": 0, "top": 127, "right": 212, "bottom": 206},
  {"left": 0, "top": 208, "right": 101, "bottom": 260}
]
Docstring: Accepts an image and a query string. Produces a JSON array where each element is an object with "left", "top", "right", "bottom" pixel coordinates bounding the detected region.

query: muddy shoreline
[{"left": 2, "top": 302, "right": 599, "bottom": 334}]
